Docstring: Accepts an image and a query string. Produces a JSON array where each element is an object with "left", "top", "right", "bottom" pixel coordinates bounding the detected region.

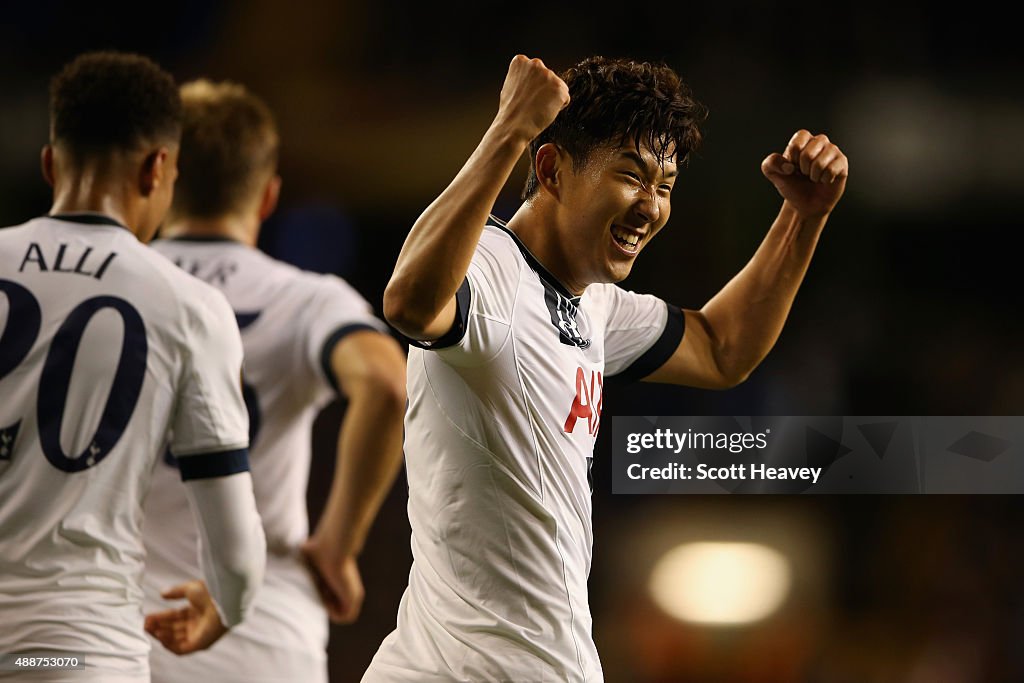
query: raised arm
[
  {"left": 383, "top": 55, "right": 569, "bottom": 340},
  {"left": 301, "top": 330, "right": 407, "bottom": 623},
  {"left": 646, "top": 130, "right": 849, "bottom": 388}
]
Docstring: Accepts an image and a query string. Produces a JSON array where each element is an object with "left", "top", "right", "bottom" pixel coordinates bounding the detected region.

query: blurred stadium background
[{"left": 2, "top": 2, "right": 1022, "bottom": 680}]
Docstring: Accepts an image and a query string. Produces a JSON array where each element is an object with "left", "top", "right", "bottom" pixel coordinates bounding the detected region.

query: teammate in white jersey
[
  {"left": 140, "top": 80, "right": 407, "bottom": 683},
  {"left": 0, "top": 53, "right": 266, "bottom": 682},
  {"left": 367, "top": 55, "right": 850, "bottom": 681}
]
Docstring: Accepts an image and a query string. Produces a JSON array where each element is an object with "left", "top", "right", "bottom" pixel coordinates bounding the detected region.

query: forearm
[
  {"left": 183, "top": 472, "right": 266, "bottom": 626},
  {"left": 384, "top": 119, "right": 529, "bottom": 337},
  {"left": 700, "top": 201, "right": 829, "bottom": 382},
  {"left": 313, "top": 380, "right": 406, "bottom": 556}
]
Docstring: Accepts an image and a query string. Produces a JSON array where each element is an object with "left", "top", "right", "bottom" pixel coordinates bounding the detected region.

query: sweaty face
[{"left": 559, "top": 141, "right": 677, "bottom": 288}]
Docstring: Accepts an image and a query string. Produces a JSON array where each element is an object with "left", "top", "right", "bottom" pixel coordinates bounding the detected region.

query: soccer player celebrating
[
  {"left": 141, "top": 80, "right": 407, "bottom": 683},
  {"left": 366, "top": 55, "right": 848, "bottom": 681},
  {"left": 0, "top": 53, "right": 265, "bottom": 682}
]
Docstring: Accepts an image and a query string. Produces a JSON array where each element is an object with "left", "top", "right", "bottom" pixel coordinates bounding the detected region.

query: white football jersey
[
  {"left": 365, "top": 221, "right": 684, "bottom": 682},
  {"left": 0, "top": 214, "right": 250, "bottom": 681},
  {"left": 142, "top": 237, "right": 386, "bottom": 683}
]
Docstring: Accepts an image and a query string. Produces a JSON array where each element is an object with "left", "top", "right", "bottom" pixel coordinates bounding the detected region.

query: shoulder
[
  {"left": 583, "top": 281, "right": 672, "bottom": 334},
  {"left": 477, "top": 222, "right": 524, "bottom": 262},
  {"left": 464, "top": 222, "right": 526, "bottom": 292},
  {"left": 0, "top": 220, "right": 34, "bottom": 239},
  {"left": 253, "top": 260, "right": 377, "bottom": 324},
  {"left": 0, "top": 218, "right": 59, "bottom": 252},
  {"left": 143, "top": 253, "right": 236, "bottom": 332},
  {"left": 293, "top": 268, "right": 364, "bottom": 300},
  {"left": 585, "top": 281, "right": 661, "bottom": 309},
  {"left": 143, "top": 246, "right": 218, "bottom": 297},
  {"left": 580, "top": 282, "right": 624, "bottom": 317}
]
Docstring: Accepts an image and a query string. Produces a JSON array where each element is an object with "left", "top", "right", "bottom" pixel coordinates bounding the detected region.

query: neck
[
  {"left": 49, "top": 174, "right": 136, "bottom": 234},
  {"left": 507, "top": 203, "right": 588, "bottom": 296},
  {"left": 160, "top": 213, "right": 259, "bottom": 246}
]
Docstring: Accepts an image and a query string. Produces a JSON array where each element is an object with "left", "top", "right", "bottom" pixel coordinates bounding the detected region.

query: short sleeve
[
  {"left": 170, "top": 288, "right": 249, "bottom": 456},
  {"left": 601, "top": 285, "right": 685, "bottom": 384},
  {"left": 299, "top": 274, "right": 389, "bottom": 394},
  {"left": 408, "top": 226, "right": 522, "bottom": 365}
]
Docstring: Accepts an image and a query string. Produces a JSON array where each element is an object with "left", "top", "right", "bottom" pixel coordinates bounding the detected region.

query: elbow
[
  {"left": 383, "top": 281, "right": 432, "bottom": 339},
  {"left": 381, "top": 282, "right": 406, "bottom": 330},
  {"left": 709, "top": 345, "right": 759, "bottom": 390},
  {"left": 342, "top": 336, "right": 408, "bottom": 412},
  {"left": 715, "top": 367, "right": 753, "bottom": 390},
  {"left": 368, "top": 365, "right": 408, "bottom": 413}
]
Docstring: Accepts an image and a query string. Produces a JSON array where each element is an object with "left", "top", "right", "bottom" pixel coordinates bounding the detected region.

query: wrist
[
  {"left": 781, "top": 200, "right": 831, "bottom": 227},
  {"left": 487, "top": 113, "right": 538, "bottom": 150},
  {"left": 310, "top": 526, "right": 362, "bottom": 559}
]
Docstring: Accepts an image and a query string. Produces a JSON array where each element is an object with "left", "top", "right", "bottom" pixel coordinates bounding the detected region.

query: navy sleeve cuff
[
  {"left": 177, "top": 448, "right": 251, "bottom": 481},
  {"left": 404, "top": 278, "right": 472, "bottom": 351},
  {"left": 606, "top": 303, "right": 686, "bottom": 386}
]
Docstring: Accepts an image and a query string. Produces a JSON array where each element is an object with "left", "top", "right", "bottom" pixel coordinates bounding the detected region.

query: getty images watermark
[{"left": 612, "top": 416, "right": 1024, "bottom": 494}]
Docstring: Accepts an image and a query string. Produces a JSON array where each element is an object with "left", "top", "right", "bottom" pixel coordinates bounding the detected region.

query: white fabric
[
  {"left": 143, "top": 238, "right": 384, "bottom": 683},
  {"left": 365, "top": 224, "right": 672, "bottom": 683},
  {"left": 0, "top": 216, "right": 253, "bottom": 679},
  {"left": 182, "top": 473, "right": 266, "bottom": 626}
]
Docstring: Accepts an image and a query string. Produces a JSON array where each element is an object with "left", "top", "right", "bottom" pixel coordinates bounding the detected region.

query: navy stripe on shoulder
[
  {"left": 606, "top": 304, "right": 686, "bottom": 386},
  {"left": 491, "top": 224, "right": 579, "bottom": 303},
  {"left": 404, "top": 277, "right": 471, "bottom": 351},
  {"left": 320, "top": 322, "right": 385, "bottom": 394},
  {"left": 177, "top": 448, "right": 250, "bottom": 481}
]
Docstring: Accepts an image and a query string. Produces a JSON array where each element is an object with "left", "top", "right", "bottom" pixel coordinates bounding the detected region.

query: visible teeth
[{"left": 611, "top": 226, "right": 640, "bottom": 247}]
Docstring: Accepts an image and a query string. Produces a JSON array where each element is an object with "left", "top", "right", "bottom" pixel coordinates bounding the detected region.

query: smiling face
[
  {"left": 557, "top": 141, "right": 678, "bottom": 288},
  {"left": 516, "top": 57, "right": 705, "bottom": 293}
]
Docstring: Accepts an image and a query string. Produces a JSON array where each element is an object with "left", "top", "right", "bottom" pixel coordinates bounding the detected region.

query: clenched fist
[
  {"left": 762, "top": 130, "right": 849, "bottom": 219},
  {"left": 495, "top": 55, "right": 570, "bottom": 143}
]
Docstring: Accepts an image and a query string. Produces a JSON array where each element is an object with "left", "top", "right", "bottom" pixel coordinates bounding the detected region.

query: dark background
[{"left": 2, "top": 2, "right": 1022, "bottom": 680}]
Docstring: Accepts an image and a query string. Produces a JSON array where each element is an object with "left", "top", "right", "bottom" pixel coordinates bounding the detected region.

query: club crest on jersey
[
  {"left": 0, "top": 421, "right": 20, "bottom": 460},
  {"left": 544, "top": 288, "right": 591, "bottom": 349}
]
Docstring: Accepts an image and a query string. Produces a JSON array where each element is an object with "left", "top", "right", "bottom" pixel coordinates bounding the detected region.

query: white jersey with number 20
[{"left": 0, "top": 214, "right": 254, "bottom": 682}]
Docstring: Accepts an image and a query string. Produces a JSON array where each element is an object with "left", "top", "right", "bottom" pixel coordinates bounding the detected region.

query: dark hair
[
  {"left": 522, "top": 56, "right": 707, "bottom": 199},
  {"left": 50, "top": 51, "right": 181, "bottom": 162},
  {"left": 171, "top": 79, "right": 279, "bottom": 218}
]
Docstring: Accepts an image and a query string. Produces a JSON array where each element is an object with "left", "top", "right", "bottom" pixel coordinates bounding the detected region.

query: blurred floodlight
[
  {"left": 835, "top": 80, "right": 972, "bottom": 212},
  {"left": 648, "top": 542, "right": 791, "bottom": 625},
  {"left": 834, "top": 79, "right": 1024, "bottom": 213}
]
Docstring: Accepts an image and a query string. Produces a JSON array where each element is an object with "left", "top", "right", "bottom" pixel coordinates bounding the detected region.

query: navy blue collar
[
  {"left": 163, "top": 235, "right": 243, "bottom": 244},
  {"left": 488, "top": 214, "right": 581, "bottom": 304},
  {"left": 48, "top": 212, "right": 129, "bottom": 231}
]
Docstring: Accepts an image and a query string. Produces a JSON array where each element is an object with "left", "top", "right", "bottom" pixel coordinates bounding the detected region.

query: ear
[
  {"left": 41, "top": 145, "right": 56, "bottom": 187},
  {"left": 534, "top": 143, "right": 565, "bottom": 200},
  {"left": 139, "top": 147, "right": 170, "bottom": 198},
  {"left": 258, "top": 174, "right": 282, "bottom": 222}
]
